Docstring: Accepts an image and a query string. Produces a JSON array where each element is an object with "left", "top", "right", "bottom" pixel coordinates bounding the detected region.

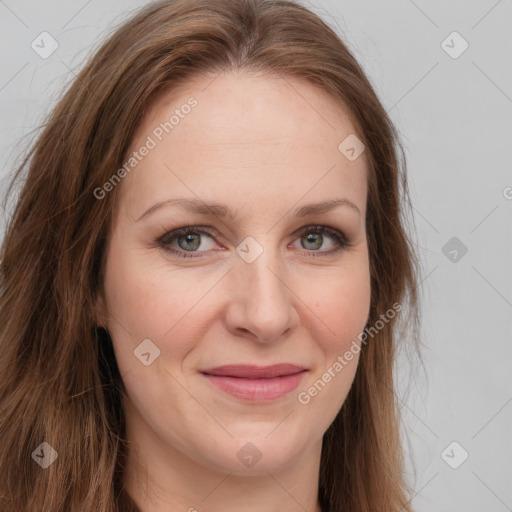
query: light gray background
[{"left": 1, "top": 1, "right": 511, "bottom": 510}]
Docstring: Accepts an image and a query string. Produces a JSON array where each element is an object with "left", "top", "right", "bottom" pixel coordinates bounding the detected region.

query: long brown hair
[{"left": 0, "top": 0, "right": 419, "bottom": 510}]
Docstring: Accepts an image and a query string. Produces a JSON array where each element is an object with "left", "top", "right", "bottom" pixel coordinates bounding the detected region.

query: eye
[
  {"left": 156, "top": 224, "right": 352, "bottom": 259},
  {"left": 291, "top": 225, "right": 351, "bottom": 256},
  {"left": 157, "top": 225, "right": 219, "bottom": 258}
]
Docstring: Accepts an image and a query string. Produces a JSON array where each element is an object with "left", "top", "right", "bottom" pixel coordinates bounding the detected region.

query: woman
[{"left": 0, "top": 0, "right": 419, "bottom": 510}]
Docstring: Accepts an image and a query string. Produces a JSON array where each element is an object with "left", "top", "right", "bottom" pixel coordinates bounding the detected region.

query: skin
[{"left": 97, "top": 70, "right": 371, "bottom": 512}]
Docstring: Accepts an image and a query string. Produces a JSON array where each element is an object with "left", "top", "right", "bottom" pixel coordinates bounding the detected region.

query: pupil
[
  {"left": 178, "top": 233, "right": 200, "bottom": 251},
  {"left": 303, "top": 233, "right": 322, "bottom": 250}
]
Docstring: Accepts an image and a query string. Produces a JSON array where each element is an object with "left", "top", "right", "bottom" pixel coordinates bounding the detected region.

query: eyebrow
[{"left": 136, "top": 197, "right": 361, "bottom": 222}]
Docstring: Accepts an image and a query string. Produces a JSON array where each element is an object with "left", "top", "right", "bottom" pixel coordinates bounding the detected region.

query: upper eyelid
[{"left": 158, "top": 225, "right": 222, "bottom": 244}]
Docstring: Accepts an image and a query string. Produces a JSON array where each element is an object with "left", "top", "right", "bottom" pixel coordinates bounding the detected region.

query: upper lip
[{"left": 200, "top": 364, "right": 307, "bottom": 379}]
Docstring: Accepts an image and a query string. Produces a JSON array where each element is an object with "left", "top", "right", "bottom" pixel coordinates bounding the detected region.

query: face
[{"left": 98, "top": 70, "right": 371, "bottom": 476}]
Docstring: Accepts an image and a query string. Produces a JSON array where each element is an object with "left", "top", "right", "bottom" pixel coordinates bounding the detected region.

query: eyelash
[{"left": 155, "top": 224, "right": 353, "bottom": 259}]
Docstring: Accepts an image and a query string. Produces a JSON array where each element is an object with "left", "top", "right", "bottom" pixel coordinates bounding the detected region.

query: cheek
[
  {"left": 294, "top": 258, "right": 370, "bottom": 418},
  {"left": 303, "top": 257, "right": 371, "bottom": 353},
  {"left": 102, "top": 241, "right": 226, "bottom": 362}
]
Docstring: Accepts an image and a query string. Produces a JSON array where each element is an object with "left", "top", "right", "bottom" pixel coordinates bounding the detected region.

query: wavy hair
[{"left": 0, "top": 0, "right": 419, "bottom": 510}]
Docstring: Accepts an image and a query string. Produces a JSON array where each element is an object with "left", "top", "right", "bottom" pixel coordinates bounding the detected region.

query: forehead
[{"left": 117, "top": 70, "right": 368, "bottom": 220}]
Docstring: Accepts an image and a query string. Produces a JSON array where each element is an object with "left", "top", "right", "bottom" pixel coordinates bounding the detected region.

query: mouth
[
  {"left": 200, "top": 363, "right": 307, "bottom": 379},
  {"left": 199, "top": 364, "right": 307, "bottom": 401}
]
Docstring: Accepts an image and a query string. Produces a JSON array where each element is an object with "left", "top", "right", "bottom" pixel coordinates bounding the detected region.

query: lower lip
[{"left": 201, "top": 371, "right": 307, "bottom": 401}]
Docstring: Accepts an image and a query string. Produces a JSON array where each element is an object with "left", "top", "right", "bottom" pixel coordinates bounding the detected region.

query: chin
[{"left": 203, "top": 430, "right": 310, "bottom": 475}]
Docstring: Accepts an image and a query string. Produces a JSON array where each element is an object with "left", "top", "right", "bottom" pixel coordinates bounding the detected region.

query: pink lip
[
  {"left": 201, "top": 364, "right": 306, "bottom": 379},
  {"left": 200, "top": 364, "right": 307, "bottom": 401}
]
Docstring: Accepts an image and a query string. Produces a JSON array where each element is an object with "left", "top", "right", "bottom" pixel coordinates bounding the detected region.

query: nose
[{"left": 224, "top": 246, "right": 299, "bottom": 344}]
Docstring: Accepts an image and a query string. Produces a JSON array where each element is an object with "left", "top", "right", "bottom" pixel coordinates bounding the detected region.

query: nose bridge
[
  {"left": 244, "top": 252, "right": 283, "bottom": 298},
  {"left": 238, "top": 239, "right": 287, "bottom": 303},
  {"left": 227, "top": 237, "right": 298, "bottom": 341}
]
